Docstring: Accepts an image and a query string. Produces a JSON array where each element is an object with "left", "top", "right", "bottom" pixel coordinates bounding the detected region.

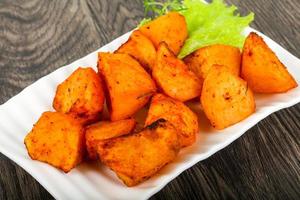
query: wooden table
[{"left": 0, "top": 0, "right": 299, "bottom": 199}]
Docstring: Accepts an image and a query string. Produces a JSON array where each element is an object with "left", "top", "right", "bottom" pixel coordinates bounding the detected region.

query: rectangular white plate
[{"left": 0, "top": 27, "right": 299, "bottom": 200}]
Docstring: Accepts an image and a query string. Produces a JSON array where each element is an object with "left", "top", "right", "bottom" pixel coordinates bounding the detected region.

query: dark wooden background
[{"left": 0, "top": 0, "right": 299, "bottom": 199}]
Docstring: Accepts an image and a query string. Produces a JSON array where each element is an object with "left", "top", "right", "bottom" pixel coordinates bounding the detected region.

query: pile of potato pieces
[{"left": 24, "top": 12, "right": 297, "bottom": 186}]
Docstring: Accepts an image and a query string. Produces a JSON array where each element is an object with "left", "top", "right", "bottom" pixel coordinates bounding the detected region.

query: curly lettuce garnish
[{"left": 140, "top": 0, "right": 254, "bottom": 58}]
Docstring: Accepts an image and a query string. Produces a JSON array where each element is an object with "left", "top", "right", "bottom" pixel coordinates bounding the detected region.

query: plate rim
[{"left": 0, "top": 27, "right": 299, "bottom": 200}]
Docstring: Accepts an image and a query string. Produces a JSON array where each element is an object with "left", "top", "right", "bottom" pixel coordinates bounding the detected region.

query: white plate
[{"left": 0, "top": 27, "right": 299, "bottom": 200}]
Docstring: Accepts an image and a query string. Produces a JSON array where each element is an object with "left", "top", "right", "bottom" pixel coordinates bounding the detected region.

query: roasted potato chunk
[
  {"left": 116, "top": 30, "right": 156, "bottom": 71},
  {"left": 241, "top": 32, "right": 297, "bottom": 93},
  {"left": 85, "top": 119, "right": 136, "bottom": 160},
  {"left": 98, "top": 52, "right": 156, "bottom": 121},
  {"left": 184, "top": 44, "right": 241, "bottom": 79},
  {"left": 145, "top": 94, "right": 198, "bottom": 147},
  {"left": 53, "top": 67, "right": 105, "bottom": 124},
  {"left": 24, "top": 112, "right": 84, "bottom": 172},
  {"left": 139, "top": 12, "right": 188, "bottom": 55},
  {"left": 201, "top": 65, "right": 255, "bottom": 130},
  {"left": 97, "top": 119, "right": 180, "bottom": 186},
  {"left": 153, "top": 42, "right": 202, "bottom": 102}
]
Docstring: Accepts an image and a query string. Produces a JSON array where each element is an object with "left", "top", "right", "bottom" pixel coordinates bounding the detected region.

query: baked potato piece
[
  {"left": 116, "top": 30, "right": 156, "bottom": 71},
  {"left": 24, "top": 112, "right": 84, "bottom": 172},
  {"left": 184, "top": 44, "right": 241, "bottom": 79},
  {"left": 152, "top": 42, "right": 202, "bottom": 102},
  {"left": 139, "top": 12, "right": 188, "bottom": 55},
  {"left": 53, "top": 67, "right": 105, "bottom": 124},
  {"left": 201, "top": 65, "right": 255, "bottom": 130},
  {"left": 85, "top": 119, "right": 136, "bottom": 160},
  {"left": 241, "top": 32, "right": 297, "bottom": 93},
  {"left": 145, "top": 93, "right": 198, "bottom": 148},
  {"left": 97, "top": 119, "right": 180, "bottom": 186},
  {"left": 98, "top": 52, "right": 156, "bottom": 121}
]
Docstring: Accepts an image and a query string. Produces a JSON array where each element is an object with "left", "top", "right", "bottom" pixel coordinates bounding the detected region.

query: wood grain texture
[{"left": 0, "top": 0, "right": 299, "bottom": 199}]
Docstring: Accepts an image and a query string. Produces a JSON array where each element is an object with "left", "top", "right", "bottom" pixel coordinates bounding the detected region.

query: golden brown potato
[
  {"left": 98, "top": 52, "right": 156, "bottom": 121},
  {"left": 152, "top": 42, "right": 202, "bottom": 102},
  {"left": 145, "top": 93, "right": 198, "bottom": 148},
  {"left": 184, "top": 44, "right": 241, "bottom": 79},
  {"left": 139, "top": 12, "right": 187, "bottom": 55},
  {"left": 53, "top": 67, "right": 105, "bottom": 124},
  {"left": 201, "top": 65, "right": 255, "bottom": 130},
  {"left": 24, "top": 112, "right": 84, "bottom": 172},
  {"left": 97, "top": 119, "right": 180, "bottom": 186},
  {"left": 241, "top": 32, "right": 297, "bottom": 93},
  {"left": 116, "top": 30, "right": 156, "bottom": 71},
  {"left": 85, "top": 119, "right": 136, "bottom": 160}
]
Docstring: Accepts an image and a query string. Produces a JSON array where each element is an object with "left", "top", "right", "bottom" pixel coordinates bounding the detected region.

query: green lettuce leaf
[{"left": 140, "top": 0, "right": 254, "bottom": 58}]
